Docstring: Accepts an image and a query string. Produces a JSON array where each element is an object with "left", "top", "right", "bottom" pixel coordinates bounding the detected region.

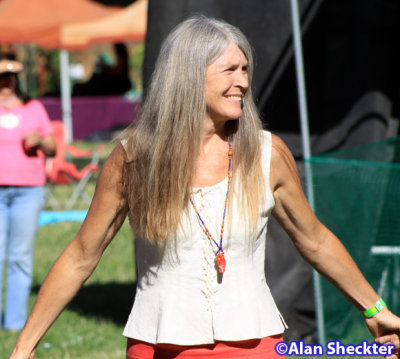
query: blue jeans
[{"left": 0, "top": 185, "right": 44, "bottom": 330}]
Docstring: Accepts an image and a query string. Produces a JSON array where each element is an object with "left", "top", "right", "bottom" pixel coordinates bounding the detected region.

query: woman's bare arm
[
  {"left": 270, "top": 134, "right": 400, "bottom": 356},
  {"left": 10, "top": 145, "right": 129, "bottom": 358}
]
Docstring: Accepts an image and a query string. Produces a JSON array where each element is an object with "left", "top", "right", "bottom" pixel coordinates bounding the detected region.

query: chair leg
[
  {"left": 45, "top": 185, "right": 61, "bottom": 211},
  {"left": 65, "top": 173, "right": 93, "bottom": 210}
]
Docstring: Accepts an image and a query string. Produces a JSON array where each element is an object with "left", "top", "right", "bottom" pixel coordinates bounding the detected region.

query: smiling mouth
[{"left": 226, "top": 95, "right": 243, "bottom": 101}]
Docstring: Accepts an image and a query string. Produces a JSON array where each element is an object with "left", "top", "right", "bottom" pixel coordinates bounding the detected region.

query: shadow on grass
[{"left": 32, "top": 281, "right": 137, "bottom": 326}]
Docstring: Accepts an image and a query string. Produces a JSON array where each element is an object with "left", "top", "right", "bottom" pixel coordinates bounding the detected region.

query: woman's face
[{"left": 205, "top": 41, "right": 249, "bottom": 124}]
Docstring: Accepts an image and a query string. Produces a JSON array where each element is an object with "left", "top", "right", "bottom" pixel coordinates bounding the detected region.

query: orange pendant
[{"left": 216, "top": 252, "right": 226, "bottom": 273}]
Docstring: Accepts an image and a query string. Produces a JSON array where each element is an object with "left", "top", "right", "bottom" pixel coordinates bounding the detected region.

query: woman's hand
[
  {"left": 23, "top": 131, "right": 42, "bottom": 148},
  {"left": 23, "top": 131, "right": 56, "bottom": 157},
  {"left": 366, "top": 308, "right": 400, "bottom": 358},
  {"left": 8, "top": 348, "right": 35, "bottom": 359}
]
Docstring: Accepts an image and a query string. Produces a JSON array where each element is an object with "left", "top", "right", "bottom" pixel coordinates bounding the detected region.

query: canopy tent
[
  {"left": 61, "top": 0, "right": 147, "bottom": 51},
  {"left": 0, "top": 0, "right": 121, "bottom": 142},
  {"left": 0, "top": 0, "right": 119, "bottom": 49}
]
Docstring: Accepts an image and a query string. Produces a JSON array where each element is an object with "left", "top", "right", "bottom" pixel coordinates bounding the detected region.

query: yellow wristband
[{"left": 362, "top": 298, "right": 386, "bottom": 318}]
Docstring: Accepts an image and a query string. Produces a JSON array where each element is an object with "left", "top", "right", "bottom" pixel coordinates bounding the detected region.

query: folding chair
[{"left": 45, "top": 121, "right": 100, "bottom": 210}]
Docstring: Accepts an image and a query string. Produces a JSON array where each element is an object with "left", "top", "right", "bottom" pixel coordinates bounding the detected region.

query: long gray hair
[{"left": 122, "top": 15, "right": 264, "bottom": 242}]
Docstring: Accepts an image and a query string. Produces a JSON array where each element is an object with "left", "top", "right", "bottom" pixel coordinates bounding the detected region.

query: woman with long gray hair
[{"left": 10, "top": 15, "right": 400, "bottom": 359}]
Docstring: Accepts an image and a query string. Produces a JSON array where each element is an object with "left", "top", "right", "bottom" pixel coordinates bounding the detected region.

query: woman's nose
[{"left": 235, "top": 70, "right": 249, "bottom": 90}]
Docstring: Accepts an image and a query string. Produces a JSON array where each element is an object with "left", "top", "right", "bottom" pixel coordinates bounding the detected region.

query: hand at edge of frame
[
  {"left": 366, "top": 307, "right": 400, "bottom": 359},
  {"left": 8, "top": 347, "right": 36, "bottom": 359}
]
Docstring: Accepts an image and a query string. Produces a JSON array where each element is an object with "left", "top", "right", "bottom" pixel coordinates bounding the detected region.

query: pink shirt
[{"left": 0, "top": 99, "right": 53, "bottom": 186}]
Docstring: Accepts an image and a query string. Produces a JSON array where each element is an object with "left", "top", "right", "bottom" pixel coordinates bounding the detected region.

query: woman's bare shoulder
[
  {"left": 270, "top": 133, "right": 301, "bottom": 190},
  {"left": 96, "top": 144, "right": 126, "bottom": 191}
]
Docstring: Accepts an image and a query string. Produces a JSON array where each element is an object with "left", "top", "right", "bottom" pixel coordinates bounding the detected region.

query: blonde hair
[{"left": 122, "top": 15, "right": 265, "bottom": 242}]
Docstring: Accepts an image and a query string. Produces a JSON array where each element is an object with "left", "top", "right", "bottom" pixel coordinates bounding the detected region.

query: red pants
[{"left": 126, "top": 334, "right": 283, "bottom": 359}]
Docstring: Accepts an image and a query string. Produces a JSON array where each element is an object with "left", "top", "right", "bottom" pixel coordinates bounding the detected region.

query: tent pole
[
  {"left": 289, "top": 0, "right": 326, "bottom": 344},
  {"left": 60, "top": 49, "right": 73, "bottom": 143}
]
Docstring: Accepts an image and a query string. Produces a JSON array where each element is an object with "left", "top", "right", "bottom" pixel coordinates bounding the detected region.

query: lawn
[
  {"left": 1, "top": 141, "right": 137, "bottom": 358},
  {"left": 1, "top": 220, "right": 136, "bottom": 358}
]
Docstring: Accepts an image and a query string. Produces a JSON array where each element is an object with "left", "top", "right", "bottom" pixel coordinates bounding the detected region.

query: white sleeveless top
[{"left": 122, "top": 130, "right": 287, "bottom": 345}]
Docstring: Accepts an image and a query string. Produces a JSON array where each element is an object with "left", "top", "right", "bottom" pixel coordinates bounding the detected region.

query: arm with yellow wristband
[{"left": 270, "top": 135, "right": 400, "bottom": 358}]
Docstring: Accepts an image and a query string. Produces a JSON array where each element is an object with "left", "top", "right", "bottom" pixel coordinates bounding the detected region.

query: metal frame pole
[
  {"left": 60, "top": 49, "right": 73, "bottom": 143},
  {"left": 289, "top": 0, "right": 326, "bottom": 344}
]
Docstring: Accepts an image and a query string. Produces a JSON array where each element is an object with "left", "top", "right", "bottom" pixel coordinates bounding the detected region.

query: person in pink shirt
[{"left": 0, "top": 53, "right": 56, "bottom": 331}]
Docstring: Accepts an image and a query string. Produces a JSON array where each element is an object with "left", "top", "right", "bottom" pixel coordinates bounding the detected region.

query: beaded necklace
[{"left": 190, "top": 141, "right": 233, "bottom": 273}]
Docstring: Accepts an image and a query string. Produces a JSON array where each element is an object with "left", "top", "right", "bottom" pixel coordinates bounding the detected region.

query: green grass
[
  {"left": 1, "top": 219, "right": 136, "bottom": 358},
  {"left": 1, "top": 141, "right": 136, "bottom": 358}
]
